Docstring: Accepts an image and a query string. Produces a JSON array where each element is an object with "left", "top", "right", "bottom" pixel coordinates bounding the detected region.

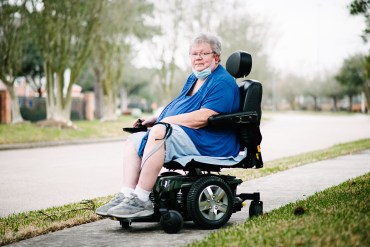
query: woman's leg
[
  {"left": 122, "top": 139, "right": 142, "bottom": 189},
  {"left": 137, "top": 125, "right": 166, "bottom": 191}
]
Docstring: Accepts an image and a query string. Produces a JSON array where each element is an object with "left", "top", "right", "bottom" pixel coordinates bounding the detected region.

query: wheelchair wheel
[
  {"left": 160, "top": 210, "right": 184, "bottom": 234},
  {"left": 249, "top": 200, "right": 263, "bottom": 218},
  {"left": 187, "top": 176, "right": 233, "bottom": 229}
]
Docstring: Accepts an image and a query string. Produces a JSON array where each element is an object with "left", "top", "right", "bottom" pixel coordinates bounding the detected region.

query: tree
[
  {"left": 18, "top": 38, "right": 44, "bottom": 97},
  {"left": 349, "top": 0, "right": 370, "bottom": 42},
  {"left": 27, "top": 0, "right": 102, "bottom": 126},
  {"left": 348, "top": 0, "right": 370, "bottom": 112},
  {"left": 335, "top": 54, "right": 365, "bottom": 111},
  {"left": 0, "top": 0, "right": 27, "bottom": 123},
  {"left": 277, "top": 74, "right": 306, "bottom": 110},
  {"left": 91, "top": 0, "right": 156, "bottom": 121},
  {"left": 320, "top": 73, "right": 346, "bottom": 112},
  {"left": 147, "top": 0, "right": 188, "bottom": 105}
]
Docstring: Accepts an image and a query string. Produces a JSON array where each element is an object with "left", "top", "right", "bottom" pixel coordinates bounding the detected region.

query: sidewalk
[{"left": 6, "top": 149, "right": 370, "bottom": 247}]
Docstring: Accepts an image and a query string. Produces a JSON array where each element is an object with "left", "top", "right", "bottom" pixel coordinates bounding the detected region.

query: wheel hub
[{"left": 198, "top": 185, "right": 228, "bottom": 220}]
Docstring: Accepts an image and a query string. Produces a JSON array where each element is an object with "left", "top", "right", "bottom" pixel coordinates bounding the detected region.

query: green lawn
[
  {"left": 0, "top": 116, "right": 136, "bottom": 144},
  {"left": 189, "top": 172, "right": 370, "bottom": 247}
]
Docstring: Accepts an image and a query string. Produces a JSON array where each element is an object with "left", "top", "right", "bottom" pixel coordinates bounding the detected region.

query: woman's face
[{"left": 190, "top": 42, "right": 220, "bottom": 72}]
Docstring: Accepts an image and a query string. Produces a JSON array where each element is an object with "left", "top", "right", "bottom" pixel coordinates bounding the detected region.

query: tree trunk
[
  {"left": 349, "top": 95, "right": 353, "bottom": 112},
  {"left": 332, "top": 96, "right": 338, "bottom": 112},
  {"left": 313, "top": 96, "right": 318, "bottom": 111},
  {"left": 120, "top": 87, "right": 128, "bottom": 114},
  {"left": 5, "top": 84, "right": 24, "bottom": 124},
  {"left": 45, "top": 71, "right": 74, "bottom": 127},
  {"left": 94, "top": 76, "right": 103, "bottom": 119},
  {"left": 363, "top": 80, "right": 370, "bottom": 113},
  {"left": 101, "top": 93, "right": 117, "bottom": 121}
]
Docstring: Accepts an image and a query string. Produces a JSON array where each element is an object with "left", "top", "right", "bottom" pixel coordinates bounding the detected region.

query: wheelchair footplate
[
  {"left": 109, "top": 214, "right": 160, "bottom": 223},
  {"left": 108, "top": 211, "right": 183, "bottom": 234}
]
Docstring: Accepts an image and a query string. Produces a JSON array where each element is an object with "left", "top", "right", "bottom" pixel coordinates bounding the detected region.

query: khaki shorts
[{"left": 128, "top": 124, "right": 200, "bottom": 163}]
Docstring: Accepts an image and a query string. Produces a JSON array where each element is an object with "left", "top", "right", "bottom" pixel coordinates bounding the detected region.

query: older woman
[{"left": 96, "top": 33, "right": 240, "bottom": 218}]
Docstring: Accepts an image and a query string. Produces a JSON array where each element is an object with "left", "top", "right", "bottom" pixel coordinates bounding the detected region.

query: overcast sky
[
  {"left": 247, "top": 0, "right": 369, "bottom": 77},
  {"left": 135, "top": 0, "right": 368, "bottom": 78}
]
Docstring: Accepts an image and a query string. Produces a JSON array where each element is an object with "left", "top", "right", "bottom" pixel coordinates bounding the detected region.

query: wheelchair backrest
[
  {"left": 226, "top": 51, "right": 262, "bottom": 124},
  {"left": 226, "top": 51, "right": 263, "bottom": 167}
]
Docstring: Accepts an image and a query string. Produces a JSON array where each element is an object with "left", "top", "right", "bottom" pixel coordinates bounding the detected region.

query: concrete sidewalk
[{"left": 6, "top": 149, "right": 370, "bottom": 247}]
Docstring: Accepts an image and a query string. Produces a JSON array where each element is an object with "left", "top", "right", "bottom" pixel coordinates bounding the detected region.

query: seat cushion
[{"left": 168, "top": 151, "right": 246, "bottom": 167}]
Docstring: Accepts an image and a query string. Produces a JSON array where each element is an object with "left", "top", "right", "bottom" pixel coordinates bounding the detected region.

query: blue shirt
[{"left": 139, "top": 65, "right": 240, "bottom": 157}]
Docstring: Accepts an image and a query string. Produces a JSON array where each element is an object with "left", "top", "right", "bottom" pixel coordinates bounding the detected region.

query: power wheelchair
[{"left": 113, "top": 51, "right": 263, "bottom": 234}]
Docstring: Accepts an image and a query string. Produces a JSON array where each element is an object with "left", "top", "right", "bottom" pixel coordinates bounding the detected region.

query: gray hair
[{"left": 189, "top": 33, "right": 222, "bottom": 55}]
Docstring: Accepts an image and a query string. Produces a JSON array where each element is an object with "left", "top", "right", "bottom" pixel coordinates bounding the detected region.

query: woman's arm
[{"left": 161, "top": 108, "right": 218, "bottom": 129}]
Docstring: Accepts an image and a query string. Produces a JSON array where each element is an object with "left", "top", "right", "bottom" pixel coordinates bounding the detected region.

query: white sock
[
  {"left": 120, "top": 186, "right": 134, "bottom": 197},
  {"left": 134, "top": 186, "right": 151, "bottom": 202}
]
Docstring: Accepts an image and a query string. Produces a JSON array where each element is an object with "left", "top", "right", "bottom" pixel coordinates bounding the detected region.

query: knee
[
  {"left": 148, "top": 124, "right": 166, "bottom": 141},
  {"left": 123, "top": 139, "right": 136, "bottom": 154}
]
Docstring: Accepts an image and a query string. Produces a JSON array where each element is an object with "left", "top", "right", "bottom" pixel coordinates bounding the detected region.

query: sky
[
  {"left": 247, "top": 0, "right": 369, "bottom": 77},
  {"left": 135, "top": 0, "right": 369, "bottom": 79}
]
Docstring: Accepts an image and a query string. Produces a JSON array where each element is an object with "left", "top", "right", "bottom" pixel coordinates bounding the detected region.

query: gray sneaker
[
  {"left": 96, "top": 192, "right": 125, "bottom": 216},
  {"left": 107, "top": 193, "right": 154, "bottom": 218}
]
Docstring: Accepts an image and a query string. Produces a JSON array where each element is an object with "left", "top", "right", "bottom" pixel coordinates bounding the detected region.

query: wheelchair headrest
[{"left": 226, "top": 51, "right": 252, "bottom": 78}]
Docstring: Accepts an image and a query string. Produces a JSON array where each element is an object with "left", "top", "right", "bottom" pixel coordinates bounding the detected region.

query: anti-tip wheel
[
  {"left": 120, "top": 220, "right": 131, "bottom": 229},
  {"left": 249, "top": 200, "right": 263, "bottom": 218}
]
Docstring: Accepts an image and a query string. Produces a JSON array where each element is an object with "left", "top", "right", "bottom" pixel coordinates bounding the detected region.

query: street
[{"left": 1, "top": 112, "right": 370, "bottom": 217}]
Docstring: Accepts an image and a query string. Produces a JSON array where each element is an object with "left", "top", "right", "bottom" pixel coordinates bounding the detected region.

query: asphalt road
[{"left": 1, "top": 112, "right": 370, "bottom": 217}]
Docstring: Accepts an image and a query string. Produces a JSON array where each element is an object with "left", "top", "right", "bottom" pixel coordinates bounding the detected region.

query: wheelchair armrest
[{"left": 208, "top": 111, "right": 258, "bottom": 126}]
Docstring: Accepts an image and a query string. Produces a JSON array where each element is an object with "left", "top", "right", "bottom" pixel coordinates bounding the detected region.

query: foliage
[
  {"left": 90, "top": 0, "right": 157, "bottom": 120},
  {"left": 0, "top": 0, "right": 28, "bottom": 123},
  {"left": 349, "top": 0, "right": 370, "bottom": 42},
  {"left": 26, "top": 0, "right": 103, "bottom": 124},
  {"left": 17, "top": 38, "right": 44, "bottom": 97},
  {"left": 189, "top": 173, "right": 369, "bottom": 247},
  {"left": 335, "top": 54, "right": 369, "bottom": 111}
]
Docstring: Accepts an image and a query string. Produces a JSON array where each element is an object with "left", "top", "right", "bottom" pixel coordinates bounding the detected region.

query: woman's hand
[{"left": 133, "top": 116, "right": 157, "bottom": 128}]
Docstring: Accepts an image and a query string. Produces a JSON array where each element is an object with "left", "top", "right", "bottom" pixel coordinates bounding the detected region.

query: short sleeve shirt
[{"left": 156, "top": 65, "right": 240, "bottom": 157}]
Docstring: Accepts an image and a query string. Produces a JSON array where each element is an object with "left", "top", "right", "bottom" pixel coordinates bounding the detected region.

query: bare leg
[
  {"left": 122, "top": 140, "right": 142, "bottom": 189},
  {"left": 137, "top": 125, "right": 166, "bottom": 191}
]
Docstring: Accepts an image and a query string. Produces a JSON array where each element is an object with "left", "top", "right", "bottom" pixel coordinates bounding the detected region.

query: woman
[{"left": 96, "top": 33, "right": 240, "bottom": 218}]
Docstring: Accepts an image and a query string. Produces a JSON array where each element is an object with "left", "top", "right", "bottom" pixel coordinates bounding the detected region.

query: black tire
[
  {"left": 249, "top": 200, "right": 263, "bottom": 218},
  {"left": 160, "top": 210, "right": 184, "bottom": 234},
  {"left": 186, "top": 176, "right": 234, "bottom": 229}
]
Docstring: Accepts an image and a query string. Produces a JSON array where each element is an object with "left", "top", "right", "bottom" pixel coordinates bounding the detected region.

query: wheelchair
[{"left": 113, "top": 51, "right": 263, "bottom": 234}]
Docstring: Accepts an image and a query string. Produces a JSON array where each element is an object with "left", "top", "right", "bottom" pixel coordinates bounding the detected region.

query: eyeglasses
[{"left": 189, "top": 52, "right": 215, "bottom": 58}]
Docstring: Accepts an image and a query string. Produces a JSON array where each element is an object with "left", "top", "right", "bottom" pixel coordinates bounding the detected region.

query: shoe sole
[
  {"left": 108, "top": 210, "right": 154, "bottom": 218},
  {"left": 96, "top": 211, "right": 109, "bottom": 217}
]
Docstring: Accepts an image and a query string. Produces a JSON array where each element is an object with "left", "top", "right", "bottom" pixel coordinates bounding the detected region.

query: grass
[
  {"left": 0, "top": 138, "right": 369, "bottom": 246},
  {"left": 0, "top": 197, "right": 110, "bottom": 246},
  {"left": 188, "top": 172, "right": 370, "bottom": 247},
  {"left": 0, "top": 115, "right": 136, "bottom": 144},
  {"left": 222, "top": 138, "right": 370, "bottom": 180}
]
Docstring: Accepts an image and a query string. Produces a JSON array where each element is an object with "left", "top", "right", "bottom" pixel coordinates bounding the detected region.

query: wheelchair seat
[{"left": 164, "top": 51, "right": 263, "bottom": 172}]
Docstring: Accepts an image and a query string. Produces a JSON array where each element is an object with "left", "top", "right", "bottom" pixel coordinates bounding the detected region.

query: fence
[
  {"left": 0, "top": 90, "right": 91, "bottom": 123},
  {"left": 18, "top": 96, "right": 86, "bottom": 122}
]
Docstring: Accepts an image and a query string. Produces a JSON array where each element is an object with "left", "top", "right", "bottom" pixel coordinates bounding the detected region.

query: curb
[{"left": 0, "top": 137, "right": 125, "bottom": 151}]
